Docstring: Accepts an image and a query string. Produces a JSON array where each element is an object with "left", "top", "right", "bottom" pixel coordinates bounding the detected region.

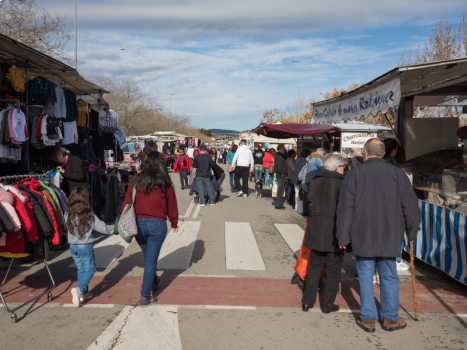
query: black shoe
[
  {"left": 321, "top": 304, "right": 340, "bottom": 314},
  {"left": 275, "top": 206, "right": 286, "bottom": 210},
  {"left": 302, "top": 304, "right": 310, "bottom": 312},
  {"left": 271, "top": 202, "right": 276, "bottom": 205}
]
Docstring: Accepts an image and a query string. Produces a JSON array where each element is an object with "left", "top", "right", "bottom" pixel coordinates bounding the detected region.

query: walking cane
[{"left": 410, "top": 241, "right": 419, "bottom": 321}]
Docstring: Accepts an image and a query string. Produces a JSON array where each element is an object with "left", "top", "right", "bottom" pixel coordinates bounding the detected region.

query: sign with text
[
  {"left": 312, "top": 76, "right": 401, "bottom": 124},
  {"left": 341, "top": 131, "right": 394, "bottom": 168}
]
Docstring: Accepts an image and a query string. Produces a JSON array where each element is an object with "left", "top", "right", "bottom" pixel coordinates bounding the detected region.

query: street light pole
[
  {"left": 170, "top": 94, "right": 175, "bottom": 116},
  {"left": 75, "top": 0, "right": 78, "bottom": 70},
  {"left": 293, "top": 60, "right": 300, "bottom": 123}
]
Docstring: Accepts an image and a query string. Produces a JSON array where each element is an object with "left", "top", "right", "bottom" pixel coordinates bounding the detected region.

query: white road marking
[
  {"left": 184, "top": 200, "right": 195, "bottom": 219},
  {"left": 158, "top": 221, "right": 202, "bottom": 270},
  {"left": 87, "top": 305, "right": 182, "bottom": 350},
  {"left": 69, "top": 234, "right": 130, "bottom": 270},
  {"left": 178, "top": 274, "right": 237, "bottom": 278},
  {"left": 192, "top": 204, "right": 201, "bottom": 219},
  {"left": 206, "top": 305, "right": 256, "bottom": 310},
  {"left": 225, "top": 222, "right": 266, "bottom": 271},
  {"left": 274, "top": 224, "right": 305, "bottom": 257},
  {"left": 341, "top": 268, "right": 346, "bottom": 274},
  {"left": 63, "top": 303, "right": 115, "bottom": 308}
]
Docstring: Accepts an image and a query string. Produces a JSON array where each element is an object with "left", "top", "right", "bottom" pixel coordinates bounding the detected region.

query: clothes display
[
  {"left": 0, "top": 176, "right": 68, "bottom": 260},
  {"left": 77, "top": 101, "right": 89, "bottom": 127}
]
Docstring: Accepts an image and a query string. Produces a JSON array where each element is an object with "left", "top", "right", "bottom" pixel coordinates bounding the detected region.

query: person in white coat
[{"left": 231, "top": 140, "right": 254, "bottom": 197}]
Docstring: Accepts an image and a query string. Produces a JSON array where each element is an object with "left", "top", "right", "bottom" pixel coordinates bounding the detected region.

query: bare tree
[
  {"left": 286, "top": 94, "right": 309, "bottom": 119},
  {"left": 0, "top": 0, "right": 72, "bottom": 62}
]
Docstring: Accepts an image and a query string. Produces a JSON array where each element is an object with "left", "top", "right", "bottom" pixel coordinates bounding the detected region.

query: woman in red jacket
[
  {"left": 121, "top": 151, "right": 179, "bottom": 306},
  {"left": 173, "top": 148, "right": 192, "bottom": 190},
  {"left": 263, "top": 149, "right": 275, "bottom": 188}
]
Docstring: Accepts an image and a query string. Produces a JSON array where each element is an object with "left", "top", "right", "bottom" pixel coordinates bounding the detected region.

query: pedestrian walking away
[
  {"left": 173, "top": 148, "right": 193, "bottom": 190},
  {"left": 272, "top": 144, "right": 288, "bottom": 210},
  {"left": 121, "top": 151, "right": 179, "bottom": 306},
  {"left": 193, "top": 145, "right": 216, "bottom": 205},
  {"left": 336, "top": 138, "right": 421, "bottom": 333},
  {"left": 66, "top": 187, "right": 115, "bottom": 307},
  {"left": 232, "top": 139, "right": 254, "bottom": 197},
  {"left": 302, "top": 154, "right": 345, "bottom": 314},
  {"left": 212, "top": 162, "right": 226, "bottom": 202}
]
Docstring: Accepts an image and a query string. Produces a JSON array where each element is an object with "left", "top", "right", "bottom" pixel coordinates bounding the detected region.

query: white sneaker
[
  {"left": 243, "top": 194, "right": 247, "bottom": 197},
  {"left": 200, "top": 204, "right": 206, "bottom": 207},
  {"left": 236, "top": 191, "right": 244, "bottom": 197},
  {"left": 210, "top": 203, "right": 215, "bottom": 206},
  {"left": 397, "top": 261, "right": 411, "bottom": 271},
  {"left": 373, "top": 274, "right": 380, "bottom": 284}
]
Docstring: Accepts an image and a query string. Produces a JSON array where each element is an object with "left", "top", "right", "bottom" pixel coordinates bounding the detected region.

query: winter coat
[
  {"left": 0, "top": 199, "right": 15, "bottom": 233},
  {"left": 174, "top": 154, "right": 193, "bottom": 173},
  {"left": 274, "top": 152, "right": 288, "bottom": 175},
  {"left": 189, "top": 176, "right": 219, "bottom": 196},
  {"left": 305, "top": 169, "right": 345, "bottom": 252},
  {"left": 212, "top": 163, "right": 225, "bottom": 181},
  {"left": 16, "top": 184, "right": 52, "bottom": 238},
  {"left": 305, "top": 153, "right": 323, "bottom": 185},
  {"left": 193, "top": 153, "right": 215, "bottom": 178},
  {"left": 293, "top": 157, "right": 308, "bottom": 185},
  {"left": 286, "top": 157, "right": 295, "bottom": 180},
  {"left": 336, "top": 157, "right": 421, "bottom": 257},
  {"left": 63, "top": 155, "right": 88, "bottom": 193},
  {"left": 263, "top": 153, "right": 274, "bottom": 169},
  {"left": 232, "top": 145, "right": 254, "bottom": 169},
  {"left": 0, "top": 185, "right": 35, "bottom": 242}
]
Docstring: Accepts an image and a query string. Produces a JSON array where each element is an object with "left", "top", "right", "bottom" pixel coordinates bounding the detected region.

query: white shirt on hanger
[
  {"left": 12, "top": 109, "right": 27, "bottom": 142},
  {"left": 63, "top": 121, "right": 78, "bottom": 145}
]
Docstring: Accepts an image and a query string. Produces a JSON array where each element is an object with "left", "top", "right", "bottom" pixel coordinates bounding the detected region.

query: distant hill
[{"left": 209, "top": 129, "right": 240, "bottom": 137}]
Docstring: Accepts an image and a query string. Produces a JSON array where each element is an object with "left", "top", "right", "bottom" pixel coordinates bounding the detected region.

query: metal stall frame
[{"left": 0, "top": 174, "right": 55, "bottom": 323}]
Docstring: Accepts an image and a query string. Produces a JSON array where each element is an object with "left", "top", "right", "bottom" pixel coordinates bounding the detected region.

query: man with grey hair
[
  {"left": 302, "top": 153, "right": 345, "bottom": 314},
  {"left": 336, "top": 138, "right": 421, "bottom": 333}
]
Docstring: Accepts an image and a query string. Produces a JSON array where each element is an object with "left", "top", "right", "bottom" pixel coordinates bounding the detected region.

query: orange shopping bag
[{"left": 294, "top": 221, "right": 326, "bottom": 282}]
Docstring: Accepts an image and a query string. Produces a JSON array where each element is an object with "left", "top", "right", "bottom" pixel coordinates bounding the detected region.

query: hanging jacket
[
  {"left": 21, "top": 179, "right": 60, "bottom": 245},
  {"left": 16, "top": 183, "right": 54, "bottom": 241},
  {"left": 47, "top": 183, "right": 68, "bottom": 212},
  {"left": 4, "top": 67, "right": 25, "bottom": 92},
  {"left": 0, "top": 186, "right": 33, "bottom": 239},
  {"left": 39, "top": 181, "right": 65, "bottom": 228},
  {"left": 0, "top": 200, "right": 15, "bottom": 233}
]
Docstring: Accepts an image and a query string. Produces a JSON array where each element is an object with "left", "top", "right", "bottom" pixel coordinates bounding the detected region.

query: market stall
[{"left": 310, "top": 58, "right": 467, "bottom": 285}]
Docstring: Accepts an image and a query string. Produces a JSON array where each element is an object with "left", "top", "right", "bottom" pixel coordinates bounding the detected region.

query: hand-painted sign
[{"left": 312, "top": 77, "right": 401, "bottom": 124}]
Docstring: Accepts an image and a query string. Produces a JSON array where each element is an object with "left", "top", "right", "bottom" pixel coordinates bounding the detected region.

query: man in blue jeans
[
  {"left": 336, "top": 138, "right": 421, "bottom": 333},
  {"left": 193, "top": 145, "right": 216, "bottom": 206}
]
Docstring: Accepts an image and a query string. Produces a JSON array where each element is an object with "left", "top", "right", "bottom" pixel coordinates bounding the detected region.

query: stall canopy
[
  {"left": 0, "top": 33, "right": 109, "bottom": 96},
  {"left": 252, "top": 123, "right": 338, "bottom": 139},
  {"left": 312, "top": 57, "right": 467, "bottom": 124}
]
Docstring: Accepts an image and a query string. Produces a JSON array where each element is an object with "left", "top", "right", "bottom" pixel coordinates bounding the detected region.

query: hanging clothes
[
  {"left": 54, "top": 85, "right": 67, "bottom": 119},
  {"left": 28, "top": 77, "right": 56, "bottom": 106},
  {"left": 64, "top": 89, "right": 78, "bottom": 122},
  {"left": 77, "top": 101, "right": 89, "bottom": 127}
]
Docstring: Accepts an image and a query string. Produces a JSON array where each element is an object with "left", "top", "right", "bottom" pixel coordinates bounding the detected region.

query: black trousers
[
  {"left": 274, "top": 173, "right": 287, "bottom": 207},
  {"left": 234, "top": 166, "right": 250, "bottom": 194},
  {"left": 302, "top": 250, "right": 344, "bottom": 308}
]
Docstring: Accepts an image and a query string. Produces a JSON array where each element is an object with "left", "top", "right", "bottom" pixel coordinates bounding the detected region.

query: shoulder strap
[{"left": 132, "top": 186, "right": 136, "bottom": 204}]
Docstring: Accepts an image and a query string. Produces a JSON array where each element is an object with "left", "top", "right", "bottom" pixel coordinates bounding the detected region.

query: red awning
[{"left": 252, "top": 123, "right": 338, "bottom": 139}]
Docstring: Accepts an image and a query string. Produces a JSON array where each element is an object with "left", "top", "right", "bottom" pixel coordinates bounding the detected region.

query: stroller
[{"left": 189, "top": 170, "right": 220, "bottom": 204}]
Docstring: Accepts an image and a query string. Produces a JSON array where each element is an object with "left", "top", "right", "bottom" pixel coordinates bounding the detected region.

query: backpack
[{"left": 298, "top": 164, "right": 308, "bottom": 184}]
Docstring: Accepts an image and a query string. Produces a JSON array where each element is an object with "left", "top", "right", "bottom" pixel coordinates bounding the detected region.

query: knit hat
[{"left": 200, "top": 145, "right": 206, "bottom": 151}]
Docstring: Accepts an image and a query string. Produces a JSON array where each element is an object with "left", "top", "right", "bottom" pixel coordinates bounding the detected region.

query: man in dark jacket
[
  {"left": 272, "top": 144, "right": 288, "bottom": 210},
  {"left": 302, "top": 153, "right": 345, "bottom": 314},
  {"left": 193, "top": 145, "right": 216, "bottom": 206},
  {"left": 212, "top": 163, "right": 225, "bottom": 202},
  {"left": 337, "top": 138, "right": 421, "bottom": 333}
]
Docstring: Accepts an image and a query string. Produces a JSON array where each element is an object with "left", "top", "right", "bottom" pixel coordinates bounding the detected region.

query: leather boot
[
  {"left": 184, "top": 178, "right": 189, "bottom": 189},
  {"left": 180, "top": 180, "right": 185, "bottom": 190}
]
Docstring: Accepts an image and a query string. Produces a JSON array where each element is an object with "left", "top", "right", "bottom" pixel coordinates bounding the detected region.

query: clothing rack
[
  {"left": 0, "top": 173, "right": 56, "bottom": 323},
  {"left": 0, "top": 99, "right": 20, "bottom": 113}
]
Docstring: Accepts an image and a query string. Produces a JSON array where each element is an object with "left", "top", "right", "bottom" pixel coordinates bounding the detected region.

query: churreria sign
[{"left": 312, "top": 76, "right": 401, "bottom": 124}]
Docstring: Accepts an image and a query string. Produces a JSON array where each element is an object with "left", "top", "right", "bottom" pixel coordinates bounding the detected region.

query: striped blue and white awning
[{"left": 403, "top": 201, "right": 467, "bottom": 285}]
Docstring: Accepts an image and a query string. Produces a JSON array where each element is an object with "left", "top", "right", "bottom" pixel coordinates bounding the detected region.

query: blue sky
[{"left": 42, "top": 0, "right": 466, "bottom": 130}]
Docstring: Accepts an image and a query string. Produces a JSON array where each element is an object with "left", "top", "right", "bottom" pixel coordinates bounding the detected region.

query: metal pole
[
  {"left": 25, "top": 62, "right": 29, "bottom": 171},
  {"left": 75, "top": 0, "right": 77, "bottom": 70},
  {"left": 298, "top": 62, "right": 300, "bottom": 123}
]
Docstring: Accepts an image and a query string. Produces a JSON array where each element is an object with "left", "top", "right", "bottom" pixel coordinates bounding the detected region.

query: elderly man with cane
[{"left": 336, "top": 138, "right": 421, "bottom": 333}]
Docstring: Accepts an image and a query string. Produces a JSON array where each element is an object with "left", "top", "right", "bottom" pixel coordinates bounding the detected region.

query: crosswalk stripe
[
  {"left": 274, "top": 224, "right": 304, "bottom": 257},
  {"left": 87, "top": 305, "right": 182, "bottom": 350},
  {"left": 158, "top": 221, "right": 202, "bottom": 270},
  {"left": 192, "top": 204, "right": 201, "bottom": 218},
  {"left": 69, "top": 234, "right": 130, "bottom": 270},
  {"left": 225, "top": 222, "right": 266, "bottom": 271}
]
